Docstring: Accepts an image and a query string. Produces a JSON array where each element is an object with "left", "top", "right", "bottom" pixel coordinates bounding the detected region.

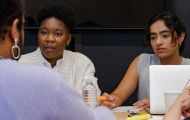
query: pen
[
  {"left": 183, "top": 79, "right": 190, "bottom": 91},
  {"left": 97, "top": 96, "right": 108, "bottom": 101}
]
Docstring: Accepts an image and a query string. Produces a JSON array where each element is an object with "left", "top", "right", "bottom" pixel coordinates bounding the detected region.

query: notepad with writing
[
  {"left": 127, "top": 109, "right": 151, "bottom": 120},
  {"left": 112, "top": 106, "right": 151, "bottom": 120}
]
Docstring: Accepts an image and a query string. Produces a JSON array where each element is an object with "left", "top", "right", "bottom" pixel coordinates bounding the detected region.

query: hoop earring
[{"left": 12, "top": 38, "right": 20, "bottom": 59}]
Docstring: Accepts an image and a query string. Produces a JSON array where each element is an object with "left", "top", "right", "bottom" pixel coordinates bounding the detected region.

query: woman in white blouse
[{"left": 19, "top": 4, "right": 101, "bottom": 95}]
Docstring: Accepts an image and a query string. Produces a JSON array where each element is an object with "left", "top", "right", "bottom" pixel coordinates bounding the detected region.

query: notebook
[
  {"left": 112, "top": 106, "right": 151, "bottom": 120},
  {"left": 149, "top": 65, "right": 190, "bottom": 114}
]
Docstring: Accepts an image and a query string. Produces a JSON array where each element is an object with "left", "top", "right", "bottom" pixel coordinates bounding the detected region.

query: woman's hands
[
  {"left": 133, "top": 98, "right": 150, "bottom": 109},
  {"left": 100, "top": 92, "right": 124, "bottom": 108},
  {"left": 101, "top": 92, "right": 150, "bottom": 110}
]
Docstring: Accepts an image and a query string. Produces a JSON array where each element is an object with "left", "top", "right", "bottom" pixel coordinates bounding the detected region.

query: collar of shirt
[{"left": 36, "top": 47, "right": 64, "bottom": 68}]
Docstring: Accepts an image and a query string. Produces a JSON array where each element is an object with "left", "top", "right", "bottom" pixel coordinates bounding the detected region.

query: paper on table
[
  {"left": 112, "top": 106, "right": 184, "bottom": 120},
  {"left": 112, "top": 106, "right": 142, "bottom": 113},
  {"left": 151, "top": 115, "right": 163, "bottom": 120},
  {"left": 112, "top": 106, "right": 151, "bottom": 120}
]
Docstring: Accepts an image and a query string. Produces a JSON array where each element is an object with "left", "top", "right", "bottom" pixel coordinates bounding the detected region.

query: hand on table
[
  {"left": 133, "top": 98, "right": 150, "bottom": 109},
  {"left": 100, "top": 92, "right": 123, "bottom": 108}
]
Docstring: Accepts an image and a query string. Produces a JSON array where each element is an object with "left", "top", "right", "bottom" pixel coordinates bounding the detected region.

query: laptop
[{"left": 149, "top": 65, "right": 190, "bottom": 114}]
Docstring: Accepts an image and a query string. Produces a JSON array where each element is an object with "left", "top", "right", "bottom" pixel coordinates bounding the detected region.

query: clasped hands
[{"left": 100, "top": 92, "right": 150, "bottom": 109}]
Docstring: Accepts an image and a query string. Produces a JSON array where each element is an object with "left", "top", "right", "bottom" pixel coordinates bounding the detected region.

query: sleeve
[
  {"left": 18, "top": 54, "right": 35, "bottom": 64},
  {"left": 18, "top": 55, "right": 28, "bottom": 63},
  {"left": 77, "top": 53, "right": 101, "bottom": 96},
  {"left": 83, "top": 61, "right": 101, "bottom": 96}
]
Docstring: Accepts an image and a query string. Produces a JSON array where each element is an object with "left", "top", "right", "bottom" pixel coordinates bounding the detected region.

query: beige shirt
[{"left": 19, "top": 48, "right": 101, "bottom": 95}]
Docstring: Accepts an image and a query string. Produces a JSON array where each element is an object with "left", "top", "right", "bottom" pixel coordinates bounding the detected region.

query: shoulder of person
[
  {"left": 139, "top": 53, "right": 154, "bottom": 59},
  {"left": 136, "top": 53, "right": 154, "bottom": 72},
  {"left": 132, "top": 53, "right": 152, "bottom": 63},
  {"left": 137, "top": 53, "right": 155, "bottom": 63},
  {"left": 182, "top": 56, "right": 190, "bottom": 65},
  {"left": 64, "top": 50, "right": 93, "bottom": 63},
  {"left": 19, "top": 49, "right": 39, "bottom": 62},
  {"left": 1, "top": 59, "right": 60, "bottom": 80}
]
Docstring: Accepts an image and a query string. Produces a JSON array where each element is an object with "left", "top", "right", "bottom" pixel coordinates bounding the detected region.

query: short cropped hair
[
  {"left": 0, "top": 0, "right": 24, "bottom": 40},
  {"left": 144, "top": 11, "right": 186, "bottom": 54},
  {"left": 37, "top": 4, "right": 76, "bottom": 33}
]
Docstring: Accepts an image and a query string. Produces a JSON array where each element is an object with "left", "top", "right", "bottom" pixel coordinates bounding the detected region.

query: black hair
[
  {"left": 0, "top": 0, "right": 24, "bottom": 40},
  {"left": 37, "top": 4, "right": 76, "bottom": 33},
  {"left": 144, "top": 11, "right": 186, "bottom": 54}
]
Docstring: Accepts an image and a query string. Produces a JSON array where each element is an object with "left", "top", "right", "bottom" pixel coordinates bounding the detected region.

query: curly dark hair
[
  {"left": 0, "top": 0, "right": 24, "bottom": 40},
  {"left": 144, "top": 11, "right": 186, "bottom": 54},
  {"left": 37, "top": 4, "right": 76, "bottom": 33}
]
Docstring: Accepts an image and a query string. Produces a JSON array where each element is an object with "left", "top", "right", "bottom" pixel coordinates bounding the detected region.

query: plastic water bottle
[{"left": 82, "top": 79, "right": 97, "bottom": 108}]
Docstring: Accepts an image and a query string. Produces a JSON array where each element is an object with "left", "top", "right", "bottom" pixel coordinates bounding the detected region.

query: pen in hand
[{"left": 97, "top": 96, "right": 108, "bottom": 101}]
